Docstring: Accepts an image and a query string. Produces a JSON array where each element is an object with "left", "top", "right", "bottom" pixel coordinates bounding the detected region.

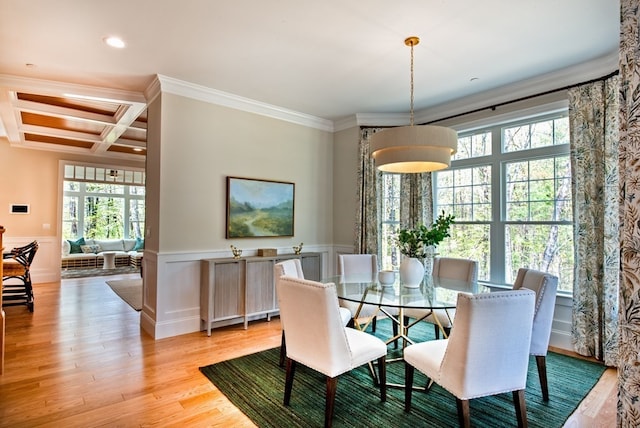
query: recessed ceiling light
[{"left": 103, "top": 36, "right": 126, "bottom": 49}]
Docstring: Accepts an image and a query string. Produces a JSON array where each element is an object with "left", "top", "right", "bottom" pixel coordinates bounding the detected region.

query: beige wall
[
  {"left": 151, "top": 92, "right": 334, "bottom": 253},
  {"left": 0, "top": 141, "right": 144, "bottom": 239}
]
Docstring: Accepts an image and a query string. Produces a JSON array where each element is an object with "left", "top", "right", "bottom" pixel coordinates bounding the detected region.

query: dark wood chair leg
[
  {"left": 404, "top": 363, "right": 414, "bottom": 412},
  {"left": 324, "top": 376, "right": 338, "bottom": 428},
  {"left": 392, "top": 321, "right": 398, "bottom": 349},
  {"left": 513, "top": 389, "right": 528, "bottom": 428},
  {"left": 283, "top": 358, "right": 296, "bottom": 406},
  {"left": 377, "top": 356, "right": 386, "bottom": 402},
  {"left": 372, "top": 316, "right": 377, "bottom": 332},
  {"left": 535, "top": 355, "right": 549, "bottom": 401},
  {"left": 456, "top": 398, "right": 471, "bottom": 428},
  {"left": 434, "top": 324, "right": 440, "bottom": 339},
  {"left": 279, "top": 331, "right": 286, "bottom": 367}
]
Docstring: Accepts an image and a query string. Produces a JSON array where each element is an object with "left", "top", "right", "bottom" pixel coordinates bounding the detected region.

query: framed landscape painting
[{"left": 226, "top": 176, "right": 295, "bottom": 238}]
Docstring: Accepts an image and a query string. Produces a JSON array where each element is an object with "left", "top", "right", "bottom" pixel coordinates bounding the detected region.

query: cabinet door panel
[
  {"left": 213, "top": 261, "right": 244, "bottom": 319},
  {"left": 246, "top": 260, "right": 275, "bottom": 314},
  {"left": 301, "top": 255, "right": 320, "bottom": 281}
]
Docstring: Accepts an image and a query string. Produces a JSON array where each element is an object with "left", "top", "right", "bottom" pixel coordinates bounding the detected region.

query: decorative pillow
[
  {"left": 68, "top": 237, "right": 85, "bottom": 254},
  {"left": 133, "top": 237, "right": 144, "bottom": 251},
  {"left": 62, "top": 239, "right": 71, "bottom": 256},
  {"left": 80, "top": 244, "right": 101, "bottom": 254}
]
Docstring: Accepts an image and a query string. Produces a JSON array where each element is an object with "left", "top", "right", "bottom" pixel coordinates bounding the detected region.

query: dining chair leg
[
  {"left": 392, "top": 322, "right": 398, "bottom": 349},
  {"left": 279, "top": 331, "right": 286, "bottom": 367},
  {"left": 404, "top": 363, "right": 414, "bottom": 412},
  {"left": 434, "top": 324, "right": 440, "bottom": 339},
  {"left": 324, "top": 376, "right": 338, "bottom": 428},
  {"left": 456, "top": 398, "right": 471, "bottom": 428},
  {"left": 283, "top": 358, "right": 296, "bottom": 406},
  {"left": 535, "top": 355, "right": 549, "bottom": 401},
  {"left": 377, "top": 356, "right": 387, "bottom": 402},
  {"left": 513, "top": 389, "right": 528, "bottom": 428}
]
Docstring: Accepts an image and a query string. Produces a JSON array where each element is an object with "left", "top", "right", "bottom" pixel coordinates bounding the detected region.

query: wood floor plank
[{"left": 0, "top": 274, "right": 615, "bottom": 427}]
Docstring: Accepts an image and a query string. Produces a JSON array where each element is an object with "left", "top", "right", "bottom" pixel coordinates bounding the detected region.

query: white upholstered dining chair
[
  {"left": 404, "top": 257, "right": 478, "bottom": 339},
  {"left": 276, "top": 275, "right": 387, "bottom": 428},
  {"left": 512, "top": 267, "right": 558, "bottom": 401},
  {"left": 404, "top": 289, "right": 536, "bottom": 428},
  {"left": 275, "top": 259, "right": 352, "bottom": 367},
  {"left": 338, "top": 254, "right": 384, "bottom": 332}
]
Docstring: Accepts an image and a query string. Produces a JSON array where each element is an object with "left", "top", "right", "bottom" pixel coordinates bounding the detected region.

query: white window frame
[
  {"left": 60, "top": 161, "right": 145, "bottom": 240},
  {"left": 433, "top": 109, "right": 572, "bottom": 291}
]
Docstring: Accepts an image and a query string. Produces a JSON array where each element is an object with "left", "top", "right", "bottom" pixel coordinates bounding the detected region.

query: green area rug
[{"left": 200, "top": 319, "right": 606, "bottom": 428}]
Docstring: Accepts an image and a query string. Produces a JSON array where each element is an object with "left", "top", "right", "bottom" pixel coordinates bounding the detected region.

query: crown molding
[
  {"left": 414, "top": 51, "right": 618, "bottom": 125},
  {"left": 339, "top": 51, "right": 619, "bottom": 131},
  {"left": 149, "top": 74, "right": 334, "bottom": 132}
]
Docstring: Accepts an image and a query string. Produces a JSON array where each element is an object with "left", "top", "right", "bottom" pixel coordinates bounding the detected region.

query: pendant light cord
[{"left": 409, "top": 40, "right": 415, "bottom": 126}]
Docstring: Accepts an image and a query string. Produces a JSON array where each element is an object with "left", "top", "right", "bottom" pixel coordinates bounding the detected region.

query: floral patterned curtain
[
  {"left": 400, "top": 173, "right": 433, "bottom": 229},
  {"left": 618, "top": 0, "right": 640, "bottom": 422},
  {"left": 354, "top": 128, "right": 381, "bottom": 255},
  {"left": 568, "top": 75, "right": 619, "bottom": 366}
]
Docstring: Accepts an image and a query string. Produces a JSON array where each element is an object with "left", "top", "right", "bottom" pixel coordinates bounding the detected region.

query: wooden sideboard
[{"left": 200, "top": 252, "right": 321, "bottom": 336}]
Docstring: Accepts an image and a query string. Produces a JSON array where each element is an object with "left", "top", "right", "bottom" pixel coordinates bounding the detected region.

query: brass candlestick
[{"left": 230, "top": 245, "right": 242, "bottom": 259}]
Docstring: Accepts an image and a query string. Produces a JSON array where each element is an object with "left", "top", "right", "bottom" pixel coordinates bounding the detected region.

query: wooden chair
[{"left": 2, "top": 240, "right": 39, "bottom": 312}]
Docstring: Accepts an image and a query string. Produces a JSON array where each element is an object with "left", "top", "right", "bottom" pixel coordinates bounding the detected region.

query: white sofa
[{"left": 61, "top": 238, "right": 143, "bottom": 269}]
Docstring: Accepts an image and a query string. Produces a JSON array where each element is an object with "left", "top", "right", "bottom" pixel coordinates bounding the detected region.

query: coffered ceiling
[
  {"left": 0, "top": 0, "right": 620, "bottom": 161},
  {"left": 0, "top": 78, "right": 147, "bottom": 159}
]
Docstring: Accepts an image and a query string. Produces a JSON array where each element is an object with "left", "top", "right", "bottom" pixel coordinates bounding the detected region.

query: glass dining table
[{"left": 323, "top": 273, "right": 491, "bottom": 348}]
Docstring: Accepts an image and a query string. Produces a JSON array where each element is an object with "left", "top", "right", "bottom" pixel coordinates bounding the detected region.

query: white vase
[{"left": 399, "top": 257, "right": 425, "bottom": 287}]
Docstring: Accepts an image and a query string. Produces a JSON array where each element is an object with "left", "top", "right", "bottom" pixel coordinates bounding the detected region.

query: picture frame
[{"left": 226, "top": 176, "right": 295, "bottom": 238}]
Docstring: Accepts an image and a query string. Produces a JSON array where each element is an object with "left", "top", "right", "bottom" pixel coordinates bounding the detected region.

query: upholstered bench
[{"left": 61, "top": 238, "right": 144, "bottom": 269}]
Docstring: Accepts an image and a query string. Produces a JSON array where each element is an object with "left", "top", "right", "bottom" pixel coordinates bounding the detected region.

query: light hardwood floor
[{"left": 0, "top": 274, "right": 617, "bottom": 427}]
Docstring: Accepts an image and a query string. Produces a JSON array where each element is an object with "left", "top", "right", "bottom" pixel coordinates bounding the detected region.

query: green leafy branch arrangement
[{"left": 395, "top": 211, "right": 456, "bottom": 259}]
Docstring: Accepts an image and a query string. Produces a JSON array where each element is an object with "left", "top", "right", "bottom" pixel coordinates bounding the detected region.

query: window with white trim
[
  {"left": 62, "top": 164, "right": 145, "bottom": 240},
  {"left": 435, "top": 113, "right": 573, "bottom": 291},
  {"left": 379, "top": 111, "right": 574, "bottom": 292}
]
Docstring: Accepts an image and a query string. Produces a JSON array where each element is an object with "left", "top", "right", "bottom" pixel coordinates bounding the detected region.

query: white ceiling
[{"left": 0, "top": 0, "right": 620, "bottom": 156}]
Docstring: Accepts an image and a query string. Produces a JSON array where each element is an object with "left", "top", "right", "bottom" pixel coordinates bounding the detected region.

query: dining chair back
[
  {"left": 275, "top": 259, "right": 352, "bottom": 366},
  {"left": 405, "top": 257, "right": 478, "bottom": 339},
  {"left": 337, "top": 254, "right": 384, "bottom": 333},
  {"left": 276, "top": 275, "right": 387, "bottom": 427},
  {"left": 512, "top": 267, "right": 558, "bottom": 401},
  {"left": 404, "top": 289, "right": 535, "bottom": 428}
]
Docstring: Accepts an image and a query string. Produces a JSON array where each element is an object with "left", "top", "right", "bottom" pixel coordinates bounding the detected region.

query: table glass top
[{"left": 323, "top": 274, "right": 491, "bottom": 310}]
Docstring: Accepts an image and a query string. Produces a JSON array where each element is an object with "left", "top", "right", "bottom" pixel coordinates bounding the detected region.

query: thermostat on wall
[{"left": 10, "top": 204, "right": 30, "bottom": 214}]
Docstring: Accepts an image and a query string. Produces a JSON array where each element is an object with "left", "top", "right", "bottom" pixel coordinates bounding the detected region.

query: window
[
  {"left": 62, "top": 163, "right": 145, "bottom": 240},
  {"left": 379, "top": 174, "right": 401, "bottom": 270},
  {"left": 379, "top": 112, "right": 574, "bottom": 292},
  {"left": 437, "top": 113, "right": 572, "bottom": 291}
]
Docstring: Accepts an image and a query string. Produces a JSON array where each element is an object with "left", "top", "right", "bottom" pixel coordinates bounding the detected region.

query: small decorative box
[{"left": 257, "top": 248, "right": 277, "bottom": 257}]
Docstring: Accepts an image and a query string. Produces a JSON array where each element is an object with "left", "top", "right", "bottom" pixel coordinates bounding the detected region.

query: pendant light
[{"left": 371, "top": 37, "right": 457, "bottom": 173}]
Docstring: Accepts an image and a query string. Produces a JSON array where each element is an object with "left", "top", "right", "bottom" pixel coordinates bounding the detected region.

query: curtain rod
[{"left": 424, "top": 69, "right": 620, "bottom": 125}]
